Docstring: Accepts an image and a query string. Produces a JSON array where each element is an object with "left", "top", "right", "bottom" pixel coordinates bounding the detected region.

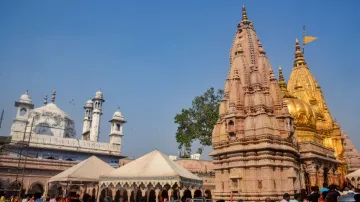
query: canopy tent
[
  {"left": 49, "top": 156, "right": 115, "bottom": 183},
  {"left": 346, "top": 168, "right": 360, "bottom": 188},
  {"left": 347, "top": 168, "right": 360, "bottom": 179},
  {"left": 99, "top": 150, "right": 203, "bottom": 188}
]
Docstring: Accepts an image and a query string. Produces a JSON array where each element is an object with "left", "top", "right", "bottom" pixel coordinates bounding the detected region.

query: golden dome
[{"left": 283, "top": 98, "right": 317, "bottom": 130}]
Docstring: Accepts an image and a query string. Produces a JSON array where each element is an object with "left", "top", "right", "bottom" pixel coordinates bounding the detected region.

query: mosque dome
[
  {"left": 20, "top": 91, "right": 32, "bottom": 104},
  {"left": 29, "top": 103, "right": 76, "bottom": 138},
  {"left": 85, "top": 99, "right": 93, "bottom": 107},
  {"left": 110, "top": 108, "right": 126, "bottom": 122},
  {"left": 283, "top": 97, "right": 317, "bottom": 130},
  {"left": 95, "top": 90, "right": 103, "bottom": 99}
]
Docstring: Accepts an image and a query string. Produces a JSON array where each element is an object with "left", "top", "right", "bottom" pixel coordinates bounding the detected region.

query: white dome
[
  {"left": 111, "top": 108, "right": 126, "bottom": 122},
  {"left": 85, "top": 99, "right": 93, "bottom": 107},
  {"left": 29, "top": 103, "right": 76, "bottom": 138},
  {"left": 95, "top": 90, "right": 103, "bottom": 99},
  {"left": 20, "top": 91, "right": 32, "bottom": 104}
]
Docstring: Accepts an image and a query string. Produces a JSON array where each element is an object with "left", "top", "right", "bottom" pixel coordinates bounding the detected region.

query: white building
[{"left": 8, "top": 89, "right": 126, "bottom": 167}]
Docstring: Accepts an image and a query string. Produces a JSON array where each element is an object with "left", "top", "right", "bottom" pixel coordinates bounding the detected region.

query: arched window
[
  {"left": 20, "top": 108, "right": 26, "bottom": 116},
  {"left": 116, "top": 124, "right": 121, "bottom": 131}
]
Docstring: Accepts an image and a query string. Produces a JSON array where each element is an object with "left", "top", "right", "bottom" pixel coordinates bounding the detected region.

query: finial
[
  {"left": 51, "top": 90, "right": 56, "bottom": 103},
  {"left": 294, "top": 39, "right": 306, "bottom": 67},
  {"left": 242, "top": 5, "right": 248, "bottom": 21},
  {"left": 44, "top": 94, "right": 48, "bottom": 106},
  {"left": 278, "top": 66, "right": 285, "bottom": 83},
  {"left": 26, "top": 89, "right": 29, "bottom": 94}
]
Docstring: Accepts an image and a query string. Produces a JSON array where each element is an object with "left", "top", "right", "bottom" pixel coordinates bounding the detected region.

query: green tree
[{"left": 174, "top": 87, "right": 224, "bottom": 155}]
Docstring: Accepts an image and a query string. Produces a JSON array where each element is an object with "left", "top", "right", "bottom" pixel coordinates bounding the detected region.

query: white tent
[
  {"left": 100, "top": 150, "right": 202, "bottom": 188},
  {"left": 346, "top": 168, "right": 360, "bottom": 188},
  {"left": 49, "top": 156, "right": 115, "bottom": 183}
]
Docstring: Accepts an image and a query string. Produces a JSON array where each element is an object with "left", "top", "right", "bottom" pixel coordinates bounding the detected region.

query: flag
[{"left": 303, "top": 36, "right": 318, "bottom": 45}]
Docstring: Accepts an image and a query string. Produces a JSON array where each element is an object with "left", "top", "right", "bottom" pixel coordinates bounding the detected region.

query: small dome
[
  {"left": 20, "top": 91, "right": 32, "bottom": 104},
  {"left": 111, "top": 108, "right": 126, "bottom": 122},
  {"left": 283, "top": 98, "right": 317, "bottom": 130},
  {"left": 85, "top": 99, "right": 93, "bottom": 107},
  {"left": 95, "top": 90, "right": 103, "bottom": 99}
]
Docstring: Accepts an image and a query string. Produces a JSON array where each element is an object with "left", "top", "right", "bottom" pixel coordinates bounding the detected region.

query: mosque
[
  {"left": 0, "top": 90, "right": 126, "bottom": 195},
  {"left": 1, "top": 5, "right": 360, "bottom": 201}
]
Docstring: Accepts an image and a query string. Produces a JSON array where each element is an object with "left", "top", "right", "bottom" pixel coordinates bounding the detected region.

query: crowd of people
[{"left": 1, "top": 185, "right": 360, "bottom": 202}]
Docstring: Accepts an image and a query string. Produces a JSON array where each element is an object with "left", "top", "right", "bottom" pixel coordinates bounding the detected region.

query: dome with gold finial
[{"left": 278, "top": 66, "right": 317, "bottom": 130}]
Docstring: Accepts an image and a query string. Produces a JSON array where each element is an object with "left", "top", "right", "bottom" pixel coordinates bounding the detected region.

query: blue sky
[{"left": 1, "top": 1, "right": 359, "bottom": 159}]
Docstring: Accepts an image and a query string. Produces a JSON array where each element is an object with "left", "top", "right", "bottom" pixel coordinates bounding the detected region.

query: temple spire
[
  {"left": 44, "top": 94, "right": 48, "bottom": 106},
  {"left": 294, "top": 39, "right": 307, "bottom": 67},
  {"left": 51, "top": 90, "right": 56, "bottom": 103},
  {"left": 242, "top": 5, "right": 248, "bottom": 21},
  {"left": 278, "top": 66, "right": 293, "bottom": 98}
]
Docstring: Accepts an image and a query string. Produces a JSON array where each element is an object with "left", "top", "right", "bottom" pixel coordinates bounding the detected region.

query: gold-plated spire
[
  {"left": 51, "top": 90, "right": 56, "bottom": 103},
  {"left": 294, "top": 39, "right": 306, "bottom": 67},
  {"left": 278, "top": 66, "right": 286, "bottom": 88},
  {"left": 44, "top": 94, "right": 48, "bottom": 106},
  {"left": 242, "top": 5, "right": 248, "bottom": 21},
  {"left": 278, "top": 66, "right": 294, "bottom": 98}
]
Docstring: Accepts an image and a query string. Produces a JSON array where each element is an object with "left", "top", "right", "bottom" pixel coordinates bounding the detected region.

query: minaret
[
  {"left": 82, "top": 98, "right": 93, "bottom": 140},
  {"left": 109, "top": 108, "right": 126, "bottom": 152},
  {"left": 210, "top": 7, "right": 300, "bottom": 200},
  {"left": 90, "top": 90, "right": 105, "bottom": 141},
  {"left": 11, "top": 90, "right": 35, "bottom": 136}
]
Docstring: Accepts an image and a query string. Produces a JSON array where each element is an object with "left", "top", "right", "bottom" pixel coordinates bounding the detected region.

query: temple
[
  {"left": 279, "top": 39, "right": 342, "bottom": 189},
  {"left": 342, "top": 130, "right": 360, "bottom": 173},
  {"left": 210, "top": 6, "right": 301, "bottom": 201}
]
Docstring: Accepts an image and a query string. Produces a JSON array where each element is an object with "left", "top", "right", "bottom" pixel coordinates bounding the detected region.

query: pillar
[{"left": 318, "top": 167, "right": 324, "bottom": 188}]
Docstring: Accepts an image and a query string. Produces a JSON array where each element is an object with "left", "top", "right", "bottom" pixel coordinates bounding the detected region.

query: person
[
  {"left": 265, "top": 197, "right": 271, "bottom": 202},
  {"left": 49, "top": 195, "right": 56, "bottom": 202},
  {"left": 325, "top": 185, "right": 340, "bottom": 202},
  {"left": 318, "top": 191, "right": 328, "bottom": 202},
  {"left": 29, "top": 195, "right": 34, "bottom": 202},
  {"left": 320, "top": 184, "right": 329, "bottom": 194},
  {"left": 307, "top": 186, "right": 320, "bottom": 202},
  {"left": 33, "top": 193, "right": 43, "bottom": 202},
  {"left": 281, "top": 193, "right": 290, "bottom": 202},
  {"left": 354, "top": 194, "right": 360, "bottom": 202},
  {"left": 289, "top": 193, "right": 301, "bottom": 202}
]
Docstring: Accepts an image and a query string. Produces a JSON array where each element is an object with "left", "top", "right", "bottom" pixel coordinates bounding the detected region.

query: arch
[
  {"left": 194, "top": 190, "right": 202, "bottom": 198},
  {"left": 6, "top": 181, "right": 24, "bottom": 198},
  {"left": 48, "top": 183, "right": 63, "bottom": 198},
  {"left": 172, "top": 189, "right": 179, "bottom": 200},
  {"left": 182, "top": 190, "right": 192, "bottom": 200},
  {"left": 100, "top": 188, "right": 112, "bottom": 202},
  {"left": 116, "top": 124, "right": 121, "bottom": 131},
  {"left": 20, "top": 108, "right": 27, "bottom": 116},
  {"left": 160, "top": 189, "right": 168, "bottom": 200},
  {"left": 204, "top": 190, "right": 212, "bottom": 199},
  {"left": 148, "top": 190, "right": 156, "bottom": 202}
]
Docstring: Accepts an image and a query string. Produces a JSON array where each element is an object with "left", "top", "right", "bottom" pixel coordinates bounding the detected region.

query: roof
[
  {"left": 346, "top": 168, "right": 360, "bottom": 179},
  {"left": 100, "top": 150, "right": 202, "bottom": 187},
  {"left": 32, "top": 103, "right": 71, "bottom": 119},
  {"left": 49, "top": 156, "right": 115, "bottom": 183}
]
